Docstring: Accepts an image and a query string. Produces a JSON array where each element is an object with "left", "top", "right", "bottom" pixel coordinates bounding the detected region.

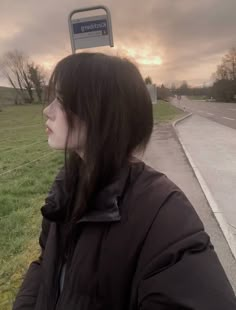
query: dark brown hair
[{"left": 47, "top": 52, "right": 153, "bottom": 258}]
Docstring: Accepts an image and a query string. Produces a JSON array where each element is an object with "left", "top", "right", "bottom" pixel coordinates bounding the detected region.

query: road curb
[
  {"left": 172, "top": 114, "right": 236, "bottom": 259},
  {"left": 172, "top": 112, "right": 193, "bottom": 127}
]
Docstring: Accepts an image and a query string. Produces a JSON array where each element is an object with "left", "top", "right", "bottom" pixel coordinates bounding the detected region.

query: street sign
[
  {"left": 68, "top": 6, "right": 114, "bottom": 53},
  {"left": 72, "top": 15, "right": 109, "bottom": 49}
]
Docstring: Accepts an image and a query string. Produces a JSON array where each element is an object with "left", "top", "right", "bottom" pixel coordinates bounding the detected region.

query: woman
[{"left": 13, "top": 53, "right": 236, "bottom": 310}]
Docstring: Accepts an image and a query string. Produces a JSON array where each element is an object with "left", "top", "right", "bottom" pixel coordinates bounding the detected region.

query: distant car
[{"left": 206, "top": 97, "right": 216, "bottom": 102}]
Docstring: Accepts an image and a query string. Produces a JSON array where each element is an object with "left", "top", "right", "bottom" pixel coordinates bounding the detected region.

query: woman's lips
[{"left": 46, "top": 125, "right": 53, "bottom": 134}]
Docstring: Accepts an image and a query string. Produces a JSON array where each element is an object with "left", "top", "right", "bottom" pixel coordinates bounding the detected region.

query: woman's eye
[{"left": 55, "top": 96, "right": 64, "bottom": 107}]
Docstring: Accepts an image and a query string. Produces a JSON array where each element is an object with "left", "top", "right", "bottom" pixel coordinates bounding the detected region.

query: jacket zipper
[
  {"left": 54, "top": 225, "right": 82, "bottom": 309},
  {"left": 54, "top": 250, "right": 74, "bottom": 310}
]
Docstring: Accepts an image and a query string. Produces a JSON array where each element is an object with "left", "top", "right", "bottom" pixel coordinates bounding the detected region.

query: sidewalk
[
  {"left": 176, "top": 115, "right": 236, "bottom": 256},
  {"left": 142, "top": 122, "right": 236, "bottom": 292}
]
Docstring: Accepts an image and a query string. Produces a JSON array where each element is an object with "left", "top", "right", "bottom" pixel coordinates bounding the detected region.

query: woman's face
[{"left": 43, "top": 97, "right": 86, "bottom": 158}]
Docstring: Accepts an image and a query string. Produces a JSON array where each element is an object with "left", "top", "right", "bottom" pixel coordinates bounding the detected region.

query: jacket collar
[
  {"left": 41, "top": 159, "right": 143, "bottom": 224},
  {"left": 76, "top": 162, "right": 131, "bottom": 223}
]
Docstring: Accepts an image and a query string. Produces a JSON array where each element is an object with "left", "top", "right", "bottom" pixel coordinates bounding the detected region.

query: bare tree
[
  {"left": 212, "top": 47, "right": 236, "bottom": 102},
  {"left": 224, "top": 47, "right": 236, "bottom": 80},
  {"left": 28, "top": 63, "right": 46, "bottom": 103},
  {"left": 216, "top": 64, "right": 228, "bottom": 80},
  {"left": 0, "top": 50, "right": 34, "bottom": 104},
  {"left": 216, "top": 47, "right": 236, "bottom": 81}
]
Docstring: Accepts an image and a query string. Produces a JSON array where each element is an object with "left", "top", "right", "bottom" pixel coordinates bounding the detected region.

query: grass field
[
  {"left": 153, "top": 100, "right": 184, "bottom": 122},
  {"left": 0, "top": 101, "right": 182, "bottom": 309},
  {"left": 0, "top": 104, "right": 64, "bottom": 309}
]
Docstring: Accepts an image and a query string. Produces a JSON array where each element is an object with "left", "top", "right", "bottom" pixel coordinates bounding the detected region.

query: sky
[{"left": 0, "top": 0, "right": 236, "bottom": 87}]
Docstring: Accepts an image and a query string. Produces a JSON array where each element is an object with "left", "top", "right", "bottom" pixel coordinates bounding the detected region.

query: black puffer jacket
[{"left": 13, "top": 160, "right": 236, "bottom": 309}]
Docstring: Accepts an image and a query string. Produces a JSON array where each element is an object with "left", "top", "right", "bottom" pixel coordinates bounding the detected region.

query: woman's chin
[{"left": 47, "top": 140, "right": 64, "bottom": 150}]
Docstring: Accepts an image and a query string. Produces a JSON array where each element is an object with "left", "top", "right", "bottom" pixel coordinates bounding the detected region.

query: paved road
[
  {"left": 173, "top": 97, "right": 236, "bottom": 129},
  {"left": 176, "top": 114, "right": 236, "bottom": 245},
  {"left": 142, "top": 123, "right": 236, "bottom": 292}
]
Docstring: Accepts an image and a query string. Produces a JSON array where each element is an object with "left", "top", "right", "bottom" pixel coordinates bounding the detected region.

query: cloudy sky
[{"left": 0, "top": 0, "right": 236, "bottom": 87}]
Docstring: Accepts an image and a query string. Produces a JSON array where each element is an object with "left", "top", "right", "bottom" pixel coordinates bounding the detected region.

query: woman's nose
[
  {"left": 43, "top": 103, "right": 54, "bottom": 119},
  {"left": 43, "top": 105, "right": 49, "bottom": 118}
]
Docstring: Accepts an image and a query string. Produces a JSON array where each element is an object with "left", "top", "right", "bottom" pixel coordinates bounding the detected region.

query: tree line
[
  {"left": 211, "top": 47, "right": 236, "bottom": 102},
  {"left": 1, "top": 47, "right": 236, "bottom": 104},
  {"left": 0, "top": 50, "right": 46, "bottom": 104},
  {"left": 145, "top": 47, "right": 236, "bottom": 103}
]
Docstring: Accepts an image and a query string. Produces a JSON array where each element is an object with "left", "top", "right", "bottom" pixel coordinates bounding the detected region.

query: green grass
[
  {"left": 153, "top": 100, "right": 184, "bottom": 123},
  {"left": 0, "top": 104, "right": 64, "bottom": 309}
]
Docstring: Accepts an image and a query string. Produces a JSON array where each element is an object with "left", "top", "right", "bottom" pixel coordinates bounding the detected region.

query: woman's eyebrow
[{"left": 55, "top": 84, "right": 62, "bottom": 94}]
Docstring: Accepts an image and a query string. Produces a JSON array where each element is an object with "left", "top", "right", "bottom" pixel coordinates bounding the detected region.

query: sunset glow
[
  {"left": 41, "top": 61, "right": 54, "bottom": 71},
  {"left": 118, "top": 46, "right": 163, "bottom": 66},
  {"left": 138, "top": 56, "right": 163, "bottom": 65},
  {"left": 1, "top": 0, "right": 235, "bottom": 87}
]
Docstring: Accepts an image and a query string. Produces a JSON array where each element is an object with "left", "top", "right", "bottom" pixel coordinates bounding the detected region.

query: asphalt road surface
[
  {"left": 172, "top": 97, "right": 236, "bottom": 130},
  {"left": 143, "top": 123, "right": 236, "bottom": 292}
]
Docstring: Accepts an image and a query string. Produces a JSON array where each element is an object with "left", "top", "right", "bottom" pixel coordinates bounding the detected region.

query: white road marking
[
  {"left": 222, "top": 117, "right": 235, "bottom": 121},
  {"left": 206, "top": 112, "right": 214, "bottom": 116}
]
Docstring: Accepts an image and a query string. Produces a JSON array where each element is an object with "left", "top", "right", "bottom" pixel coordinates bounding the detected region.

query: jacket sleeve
[
  {"left": 137, "top": 191, "right": 236, "bottom": 310},
  {"left": 12, "top": 166, "right": 64, "bottom": 310}
]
